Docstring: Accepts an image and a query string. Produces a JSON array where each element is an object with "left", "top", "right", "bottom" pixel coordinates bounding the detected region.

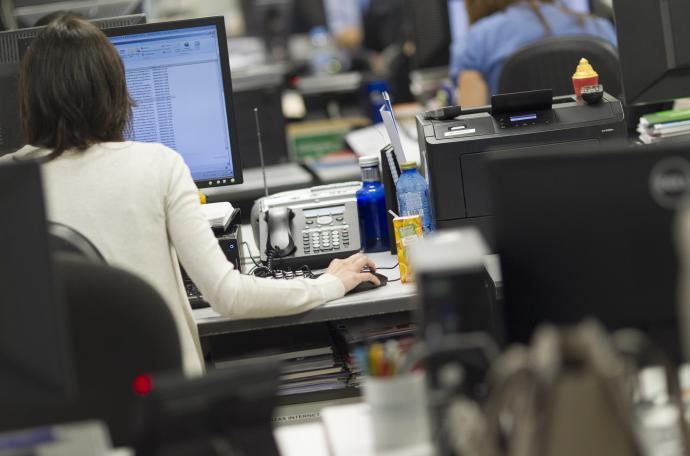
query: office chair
[
  {"left": 54, "top": 255, "right": 184, "bottom": 447},
  {"left": 498, "top": 35, "right": 623, "bottom": 98},
  {"left": 48, "top": 222, "right": 106, "bottom": 264}
]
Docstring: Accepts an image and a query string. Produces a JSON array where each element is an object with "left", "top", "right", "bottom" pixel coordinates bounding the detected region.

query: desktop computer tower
[
  {"left": 216, "top": 222, "right": 243, "bottom": 273},
  {"left": 184, "top": 209, "right": 243, "bottom": 309}
]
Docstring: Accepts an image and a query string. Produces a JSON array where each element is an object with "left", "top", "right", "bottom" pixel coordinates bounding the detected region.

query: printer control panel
[{"left": 495, "top": 110, "right": 554, "bottom": 129}]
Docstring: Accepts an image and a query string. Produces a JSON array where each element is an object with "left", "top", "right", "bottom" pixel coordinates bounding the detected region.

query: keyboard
[{"left": 185, "top": 279, "right": 210, "bottom": 309}]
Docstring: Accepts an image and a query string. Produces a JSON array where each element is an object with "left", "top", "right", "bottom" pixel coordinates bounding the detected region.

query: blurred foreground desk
[{"left": 275, "top": 402, "right": 434, "bottom": 456}]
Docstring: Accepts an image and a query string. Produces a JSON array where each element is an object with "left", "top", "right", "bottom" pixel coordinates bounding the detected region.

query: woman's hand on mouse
[{"left": 326, "top": 253, "right": 380, "bottom": 293}]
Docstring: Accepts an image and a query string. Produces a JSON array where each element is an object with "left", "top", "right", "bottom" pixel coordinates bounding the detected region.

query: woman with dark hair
[
  {"left": 4, "top": 14, "right": 380, "bottom": 376},
  {"left": 450, "top": 0, "right": 617, "bottom": 107}
]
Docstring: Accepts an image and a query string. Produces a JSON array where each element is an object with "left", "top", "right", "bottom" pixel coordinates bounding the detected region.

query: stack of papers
[
  {"left": 200, "top": 202, "right": 234, "bottom": 231},
  {"left": 217, "top": 344, "right": 353, "bottom": 397},
  {"left": 638, "top": 108, "right": 690, "bottom": 144},
  {"left": 277, "top": 346, "right": 351, "bottom": 396}
]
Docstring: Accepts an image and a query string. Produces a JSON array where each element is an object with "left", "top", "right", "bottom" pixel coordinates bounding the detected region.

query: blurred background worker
[{"left": 451, "top": 0, "right": 616, "bottom": 107}]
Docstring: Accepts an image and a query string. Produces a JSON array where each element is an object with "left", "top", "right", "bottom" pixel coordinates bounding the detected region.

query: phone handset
[{"left": 265, "top": 207, "right": 296, "bottom": 258}]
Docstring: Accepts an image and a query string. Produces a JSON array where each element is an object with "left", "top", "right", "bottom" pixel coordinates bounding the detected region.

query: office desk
[{"left": 194, "top": 252, "right": 413, "bottom": 338}]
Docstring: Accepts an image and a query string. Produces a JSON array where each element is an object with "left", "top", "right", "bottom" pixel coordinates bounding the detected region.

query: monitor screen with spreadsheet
[{"left": 106, "top": 17, "right": 243, "bottom": 187}]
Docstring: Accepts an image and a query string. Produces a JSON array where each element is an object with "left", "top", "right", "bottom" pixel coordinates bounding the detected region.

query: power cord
[
  {"left": 251, "top": 248, "right": 276, "bottom": 278},
  {"left": 242, "top": 241, "right": 261, "bottom": 268}
]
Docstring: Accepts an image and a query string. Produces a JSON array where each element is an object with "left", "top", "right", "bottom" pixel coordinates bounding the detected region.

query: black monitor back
[
  {"left": 132, "top": 362, "right": 281, "bottom": 456},
  {"left": 12, "top": 0, "right": 143, "bottom": 28},
  {"left": 0, "top": 160, "right": 75, "bottom": 422},
  {"left": 489, "top": 143, "right": 687, "bottom": 362},
  {"left": 0, "top": 14, "right": 145, "bottom": 156},
  {"left": 613, "top": 0, "right": 690, "bottom": 105},
  {"left": 233, "top": 74, "right": 289, "bottom": 168}
]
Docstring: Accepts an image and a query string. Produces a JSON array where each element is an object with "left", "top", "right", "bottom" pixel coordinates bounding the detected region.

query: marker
[
  {"left": 383, "top": 339, "right": 398, "bottom": 376},
  {"left": 369, "top": 343, "right": 384, "bottom": 377},
  {"left": 353, "top": 346, "right": 368, "bottom": 376}
]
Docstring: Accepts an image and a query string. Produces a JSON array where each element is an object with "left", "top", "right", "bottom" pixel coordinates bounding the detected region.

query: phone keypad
[{"left": 302, "top": 227, "right": 351, "bottom": 254}]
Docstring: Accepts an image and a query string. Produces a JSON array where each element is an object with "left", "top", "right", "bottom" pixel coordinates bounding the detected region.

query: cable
[
  {"left": 248, "top": 245, "right": 318, "bottom": 280},
  {"left": 251, "top": 248, "right": 275, "bottom": 278},
  {"left": 377, "top": 262, "right": 399, "bottom": 270},
  {"left": 242, "top": 241, "right": 262, "bottom": 268}
]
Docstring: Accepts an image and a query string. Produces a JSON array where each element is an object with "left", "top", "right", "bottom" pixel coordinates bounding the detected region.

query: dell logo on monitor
[{"left": 650, "top": 157, "right": 690, "bottom": 209}]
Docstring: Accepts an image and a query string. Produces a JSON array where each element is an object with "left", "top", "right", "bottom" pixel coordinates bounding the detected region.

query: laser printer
[{"left": 416, "top": 90, "right": 626, "bottom": 244}]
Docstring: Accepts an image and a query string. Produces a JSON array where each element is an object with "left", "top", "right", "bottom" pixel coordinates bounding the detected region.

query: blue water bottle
[
  {"left": 356, "top": 156, "right": 390, "bottom": 252},
  {"left": 396, "top": 161, "right": 435, "bottom": 233}
]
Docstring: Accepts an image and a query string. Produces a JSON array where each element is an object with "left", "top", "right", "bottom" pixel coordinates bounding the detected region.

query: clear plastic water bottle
[
  {"left": 356, "top": 156, "right": 390, "bottom": 252},
  {"left": 309, "top": 26, "right": 341, "bottom": 75},
  {"left": 396, "top": 161, "right": 434, "bottom": 233}
]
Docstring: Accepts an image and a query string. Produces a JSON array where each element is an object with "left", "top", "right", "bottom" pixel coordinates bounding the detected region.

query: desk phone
[{"left": 251, "top": 182, "right": 362, "bottom": 269}]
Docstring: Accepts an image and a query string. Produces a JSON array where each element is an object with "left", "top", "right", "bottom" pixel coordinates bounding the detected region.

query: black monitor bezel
[
  {"left": 488, "top": 141, "right": 685, "bottom": 363},
  {"left": 613, "top": 0, "right": 690, "bottom": 105},
  {"left": 104, "top": 16, "right": 244, "bottom": 188}
]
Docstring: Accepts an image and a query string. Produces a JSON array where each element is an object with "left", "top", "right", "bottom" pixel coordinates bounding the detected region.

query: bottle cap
[
  {"left": 358, "top": 155, "right": 379, "bottom": 168},
  {"left": 572, "top": 58, "right": 598, "bottom": 80},
  {"left": 401, "top": 161, "right": 417, "bottom": 171}
]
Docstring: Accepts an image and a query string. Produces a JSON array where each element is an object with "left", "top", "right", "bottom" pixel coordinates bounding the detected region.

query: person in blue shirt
[
  {"left": 451, "top": 0, "right": 617, "bottom": 107},
  {"left": 323, "top": 0, "right": 403, "bottom": 53}
]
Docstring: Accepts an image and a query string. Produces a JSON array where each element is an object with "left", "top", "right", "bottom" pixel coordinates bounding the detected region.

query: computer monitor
[
  {"left": 233, "top": 73, "right": 289, "bottom": 168},
  {"left": 489, "top": 143, "right": 686, "bottom": 362},
  {"left": 105, "top": 17, "right": 243, "bottom": 188},
  {"left": 0, "top": 160, "right": 75, "bottom": 424},
  {"left": 132, "top": 361, "right": 281, "bottom": 455},
  {"left": 0, "top": 14, "right": 146, "bottom": 156},
  {"left": 11, "top": 0, "right": 141, "bottom": 27},
  {"left": 613, "top": 0, "right": 690, "bottom": 105}
]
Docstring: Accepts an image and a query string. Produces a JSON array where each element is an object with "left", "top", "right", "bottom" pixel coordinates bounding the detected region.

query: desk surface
[
  {"left": 195, "top": 223, "right": 502, "bottom": 338},
  {"left": 195, "top": 252, "right": 415, "bottom": 337}
]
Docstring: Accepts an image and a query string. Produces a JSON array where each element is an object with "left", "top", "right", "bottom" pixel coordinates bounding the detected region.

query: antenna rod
[{"left": 254, "top": 107, "right": 269, "bottom": 198}]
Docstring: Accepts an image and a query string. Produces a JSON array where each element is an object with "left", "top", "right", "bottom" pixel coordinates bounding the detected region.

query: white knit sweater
[{"left": 4, "top": 142, "right": 345, "bottom": 375}]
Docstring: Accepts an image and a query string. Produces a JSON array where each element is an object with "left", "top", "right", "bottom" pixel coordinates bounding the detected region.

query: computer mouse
[{"left": 347, "top": 272, "right": 388, "bottom": 294}]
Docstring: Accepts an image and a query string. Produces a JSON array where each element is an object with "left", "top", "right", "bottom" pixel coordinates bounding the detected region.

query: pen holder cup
[{"left": 363, "top": 372, "right": 432, "bottom": 452}]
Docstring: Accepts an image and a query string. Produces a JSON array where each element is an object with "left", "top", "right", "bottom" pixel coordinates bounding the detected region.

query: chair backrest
[
  {"left": 54, "top": 255, "right": 183, "bottom": 447},
  {"left": 498, "top": 35, "right": 622, "bottom": 98},
  {"left": 48, "top": 222, "right": 106, "bottom": 264}
]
